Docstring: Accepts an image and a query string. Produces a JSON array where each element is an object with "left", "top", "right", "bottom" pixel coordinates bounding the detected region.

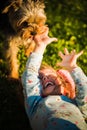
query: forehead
[{"left": 39, "top": 68, "right": 57, "bottom": 76}]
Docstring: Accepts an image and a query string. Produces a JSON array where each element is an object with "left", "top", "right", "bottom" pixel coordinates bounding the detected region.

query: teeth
[{"left": 45, "top": 82, "right": 54, "bottom": 88}]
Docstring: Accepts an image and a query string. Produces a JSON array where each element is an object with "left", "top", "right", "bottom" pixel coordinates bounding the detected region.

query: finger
[
  {"left": 41, "top": 27, "right": 49, "bottom": 37},
  {"left": 71, "top": 49, "right": 76, "bottom": 55},
  {"left": 44, "top": 27, "right": 49, "bottom": 36},
  {"left": 56, "top": 62, "right": 62, "bottom": 67},
  {"left": 58, "top": 51, "right": 64, "bottom": 59},
  {"left": 47, "top": 38, "right": 58, "bottom": 46},
  {"left": 35, "top": 27, "right": 48, "bottom": 39},
  {"left": 64, "top": 48, "right": 69, "bottom": 55},
  {"left": 34, "top": 34, "right": 42, "bottom": 43},
  {"left": 77, "top": 50, "right": 83, "bottom": 58},
  {"left": 34, "top": 27, "right": 49, "bottom": 41},
  {"left": 49, "top": 38, "right": 58, "bottom": 43}
]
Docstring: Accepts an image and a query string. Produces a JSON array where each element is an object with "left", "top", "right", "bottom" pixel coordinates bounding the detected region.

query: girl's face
[{"left": 39, "top": 68, "right": 65, "bottom": 96}]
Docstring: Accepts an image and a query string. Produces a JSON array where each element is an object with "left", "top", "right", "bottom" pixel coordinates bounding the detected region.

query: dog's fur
[{"left": 1, "top": 0, "right": 47, "bottom": 79}]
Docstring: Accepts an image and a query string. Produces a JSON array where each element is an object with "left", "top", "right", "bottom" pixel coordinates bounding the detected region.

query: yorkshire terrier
[{"left": 1, "top": 0, "right": 47, "bottom": 79}]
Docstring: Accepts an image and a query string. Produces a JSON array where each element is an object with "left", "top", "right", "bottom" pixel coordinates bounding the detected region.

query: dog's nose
[{"left": 31, "top": 31, "right": 37, "bottom": 35}]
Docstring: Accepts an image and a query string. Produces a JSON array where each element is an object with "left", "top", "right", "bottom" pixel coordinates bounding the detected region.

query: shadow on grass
[{"left": 0, "top": 77, "right": 32, "bottom": 130}]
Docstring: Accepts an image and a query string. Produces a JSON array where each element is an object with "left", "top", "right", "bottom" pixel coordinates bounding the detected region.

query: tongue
[{"left": 57, "top": 69, "right": 76, "bottom": 99}]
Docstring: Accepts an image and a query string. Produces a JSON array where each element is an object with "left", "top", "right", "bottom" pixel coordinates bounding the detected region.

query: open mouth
[{"left": 44, "top": 82, "right": 54, "bottom": 89}]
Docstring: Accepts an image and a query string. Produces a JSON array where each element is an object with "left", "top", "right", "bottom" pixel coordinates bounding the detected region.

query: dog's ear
[
  {"left": 2, "top": 0, "right": 23, "bottom": 13},
  {"left": 34, "top": 0, "right": 45, "bottom": 3},
  {"left": 33, "top": 0, "right": 44, "bottom": 2}
]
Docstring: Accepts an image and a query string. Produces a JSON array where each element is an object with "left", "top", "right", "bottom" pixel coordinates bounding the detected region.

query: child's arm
[
  {"left": 58, "top": 48, "right": 87, "bottom": 119},
  {"left": 21, "top": 47, "right": 43, "bottom": 117},
  {"left": 22, "top": 27, "right": 57, "bottom": 97},
  {"left": 22, "top": 26, "right": 57, "bottom": 116},
  {"left": 71, "top": 66, "right": 87, "bottom": 119}
]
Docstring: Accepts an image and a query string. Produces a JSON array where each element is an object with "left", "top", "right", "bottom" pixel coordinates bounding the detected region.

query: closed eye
[{"left": 38, "top": 75, "right": 43, "bottom": 80}]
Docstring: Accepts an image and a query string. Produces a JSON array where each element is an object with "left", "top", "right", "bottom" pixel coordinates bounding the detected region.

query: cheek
[
  {"left": 55, "top": 78, "right": 62, "bottom": 85},
  {"left": 55, "top": 80, "right": 64, "bottom": 94},
  {"left": 59, "top": 86, "right": 65, "bottom": 94}
]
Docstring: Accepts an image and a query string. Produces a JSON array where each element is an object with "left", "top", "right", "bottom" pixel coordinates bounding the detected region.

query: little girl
[
  {"left": 39, "top": 63, "right": 76, "bottom": 99},
  {"left": 22, "top": 26, "right": 87, "bottom": 130}
]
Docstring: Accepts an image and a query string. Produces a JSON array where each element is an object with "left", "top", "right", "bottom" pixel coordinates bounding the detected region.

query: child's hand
[
  {"left": 33, "top": 26, "right": 57, "bottom": 54},
  {"left": 57, "top": 48, "right": 83, "bottom": 71},
  {"left": 34, "top": 26, "right": 57, "bottom": 47}
]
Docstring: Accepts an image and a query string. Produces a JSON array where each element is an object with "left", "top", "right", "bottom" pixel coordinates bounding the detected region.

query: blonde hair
[{"left": 40, "top": 63, "right": 56, "bottom": 72}]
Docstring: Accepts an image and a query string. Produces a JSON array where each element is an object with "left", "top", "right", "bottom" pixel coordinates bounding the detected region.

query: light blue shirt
[{"left": 22, "top": 52, "right": 87, "bottom": 130}]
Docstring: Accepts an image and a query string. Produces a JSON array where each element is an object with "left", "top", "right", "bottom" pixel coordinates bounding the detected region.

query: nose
[
  {"left": 31, "top": 31, "right": 37, "bottom": 35},
  {"left": 42, "top": 76, "right": 48, "bottom": 81}
]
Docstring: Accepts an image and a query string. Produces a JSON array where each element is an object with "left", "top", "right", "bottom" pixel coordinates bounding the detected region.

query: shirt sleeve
[
  {"left": 71, "top": 67, "right": 87, "bottom": 119},
  {"left": 21, "top": 52, "right": 43, "bottom": 117}
]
